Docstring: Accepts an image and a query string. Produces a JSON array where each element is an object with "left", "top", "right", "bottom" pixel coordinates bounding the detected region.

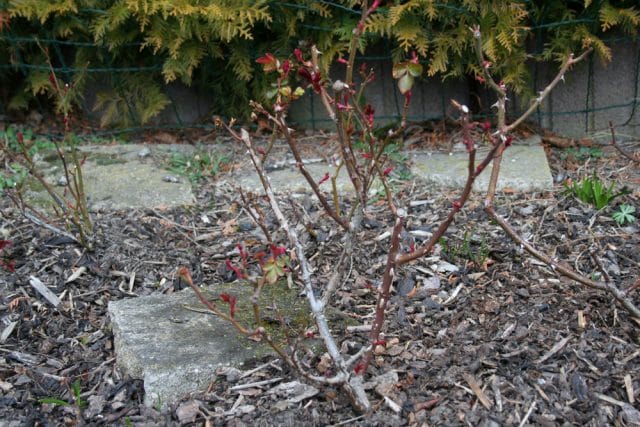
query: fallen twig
[
  {"left": 609, "top": 122, "right": 640, "bottom": 163},
  {"left": 486, "top": 207, "right": 640, "bottom": 320},
  {"left": 462, "top": 373, "right": 492, "bottom": 410},
  {"left": 29, "top": 276, "right": 62, "bottom": 308}
]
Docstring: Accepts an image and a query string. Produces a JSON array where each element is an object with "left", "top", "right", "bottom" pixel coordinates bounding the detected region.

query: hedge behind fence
[{"left": 0, "top": 0, "right": 638, "bottom": 128}]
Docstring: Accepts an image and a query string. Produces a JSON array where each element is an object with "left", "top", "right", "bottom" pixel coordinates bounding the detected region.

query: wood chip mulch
[{"left": 0, "top": 139, "right": 639, "bottom": 426}]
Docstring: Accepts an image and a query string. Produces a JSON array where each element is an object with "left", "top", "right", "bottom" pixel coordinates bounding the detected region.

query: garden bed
[{"left": 1, "top": 134, "right": 639, "bottom": 426}]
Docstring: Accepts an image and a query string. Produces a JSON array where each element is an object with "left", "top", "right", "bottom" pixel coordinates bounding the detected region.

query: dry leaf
[
  {"left": 316, "top": 353, "right": 332, "bottom": 374},
  {"left": 221, "top": 219, "right": 238, "bottom": 236}
]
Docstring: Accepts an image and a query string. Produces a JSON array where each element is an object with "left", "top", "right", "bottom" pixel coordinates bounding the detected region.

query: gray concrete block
[
  {"left": 288, "top": 58, "right": 469, "bottom": 129},
  {"left": 109, "top": 288, "right": 264, "bottom": 408},
  {"left": 108, "top": 275, "right": 317, "bottom": 409},
  {"left": 233, "top": 136, "right": 553, "bottom": 195},
  {"left": 524, "top": 40, "right": 640, "bottom": 138},
  {"left": 410, "top": 136, "right": 553, "bottom": 192},
  {"left": 26, "top": 144, "right": 196, "bottom": 211},
  {"left": 77, "top": 40, "right": 640, "bottom": 139}
]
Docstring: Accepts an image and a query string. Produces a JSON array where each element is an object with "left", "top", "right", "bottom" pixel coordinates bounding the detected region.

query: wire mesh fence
[{"left": 1, "top": 1, "right": 638, "bottom": 139}]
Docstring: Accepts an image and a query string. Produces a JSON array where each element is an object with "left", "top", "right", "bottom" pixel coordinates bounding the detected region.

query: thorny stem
[
  {"left": 229, "top": 124, "right": 371, "bottom": 413},
  {"left": 188, "top": 279, "right": 250, "bottom": 334},
  {"left": 471, "top": 27, "right": 638, "bottom": 320},
  {"left": 473, "top": 24, "right": 592, "bottom": 207},
  {"left": 345, "top": 0, "right": 373, "bottom": 87},
  {"left": 260, "top": 129, "right": 278, "bottom": 164},
  {"left": 247, "top": 103, "right": 350, "bottom": 231},
  {"left": 363, "top": 208, "right": 404, "bottom": 370},
  {"left": 316, "top": 48, "right": 366, "bottom": 212},
  {"left": 485, "top": 206, "right": 640, "bottom": 320},
  {"left": 280, "top": 122, "right": 351, "bottom": 230},
  {"left": 44, "top": 47, "right": 93, "bottom": 244},
  {"left": 250, "top": 280, "right": 265, "bottom": 328},
  {"left": 336, "top": 109, "right": 366, "bottom": 209},
  {"left": 184, "top": 273, "right": 296, "bottom": 365},
  {"left": 359, "top": 159, "right": 404, "bottom": 371},
  {"left": 397, "top": 102, "right": 494, "bottom": 265},
  {"left": 589, "top": 250, "right": 611, "bottom": 284},
  {"left": 182, "top": 267, "right": 299, "bottom": 365},
  {"left": 331, "top": 161, "right": 344, "bottom": 217},
  {"left": 70, "top": 147, "right": 92, "bottom": 234},
  {"left": 320, "top": 245, "right": 350, "bottom": 307},
  {"left": 609, "top": 121, "right": 640, "bottom": 163},
  {"left": 239, "top": 188, "right": 273, "bottom": 243},
  {"left": 310, "top": 46, "right": 336, "bottom": 123},
  {"left": 503, "top": 49, "right": 592, "bottom": 135},
  {"left": 4, "top": 192, "right": 81, "bottom": 245},
  {"left": 184, "top": 269, "right": 364, "bottom": 392}
]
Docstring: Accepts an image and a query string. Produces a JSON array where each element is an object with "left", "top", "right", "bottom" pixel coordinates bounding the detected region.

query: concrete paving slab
[
  {"left": 410, "top": 136, "right": 553, "bottom": 191},
  {"left": 232, "top": 136, "right": 553, "bottom": 194},
  {"left": 26, "top": 144, "right": 196, "bottom": 211},
  {"left": 108, "top": 281, "right": 311, "bottom": 409},
  {"left": 82, "top": 162, "right": 195, "bottom": 210},
  {"left": 230, "top": 162, "right": 355, "bottom": 194},
  {"left": 108, "top": 288, "right": 264, "bottom": 409}
]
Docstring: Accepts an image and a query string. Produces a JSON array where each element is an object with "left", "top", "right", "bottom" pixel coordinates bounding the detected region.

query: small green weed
[
  {"left": 439, "top": 230, "right": 490, "bottom": 268},
  {"left": 38, "top": 379, "right": 86, "bottom": 409},
  {"left": 1, "top": 127, "right": 56, "bottom": 157},
  {"left": 383, "top": 142, "right": 408, "bottom": 164},
  {"left": 39, "top": 397, "right": 72, "bottom": 407},
  {"left": 153, "top": 395, "right": 163, "bottom": 411},
  {"left": 167, "top": 150, "right": 228, "bottom": 183},
  {"left": 612, "top": 204, "right": 636, "bottom": 225},
  {"left": 560, "top": 146, "right": 603, "bottom": 162},
  {"left": 0, "top": 163, "right": 28, "bottom": 191},
  {"left": 564, "top": 174, "right": 629, "bottom": 210}
]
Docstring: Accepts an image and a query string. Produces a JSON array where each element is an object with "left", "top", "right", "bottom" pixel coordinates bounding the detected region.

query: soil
[{"left": 1, "top": 129, "right": 639, "bottom": 426}]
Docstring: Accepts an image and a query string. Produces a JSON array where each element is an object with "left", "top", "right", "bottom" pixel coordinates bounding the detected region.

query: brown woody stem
[
  {"left": 362, "top": 209, "right": 404, "bottom": 370},
  {"left": 609, "top": 121, "right": 640, "bottom": 163},
  {"left": 485, "top": 206, "right": 640, "bottom": 320},
  {"left": 397, "top": 103, "right": 488, "bottom": 265}
]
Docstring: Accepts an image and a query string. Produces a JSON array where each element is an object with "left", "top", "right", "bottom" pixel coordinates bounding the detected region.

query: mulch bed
[{"left": 1, "top": 134, "right": 639, "bottom": 426}]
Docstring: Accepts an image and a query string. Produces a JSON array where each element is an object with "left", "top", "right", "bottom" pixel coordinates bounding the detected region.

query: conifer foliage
[{"left": 0, "top": 1, "right": 638, "bottom": 127}]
